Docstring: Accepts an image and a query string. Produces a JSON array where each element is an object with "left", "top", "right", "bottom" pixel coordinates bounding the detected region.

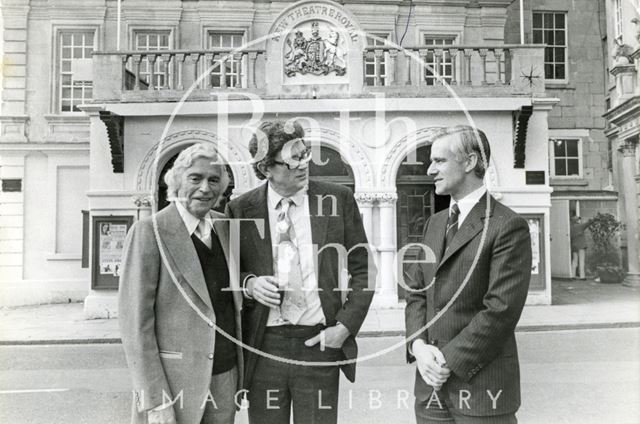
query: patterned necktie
[
  {"left": 275, "top": 198, "right": 306, "bottom": 324},
  {"left": 445, "top": 203, "right": 460, "bottom": 250},
  {"left": 196, "top": 219, "right": 212, "bottom": 249}
]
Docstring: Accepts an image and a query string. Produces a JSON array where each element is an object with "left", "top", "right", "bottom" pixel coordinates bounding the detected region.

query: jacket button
[
  {"left": 209, "top": 322, "right": 214, "bottom": 328},
  {"left": 208, "top": 353, "right": 214, "bottom": 360}
]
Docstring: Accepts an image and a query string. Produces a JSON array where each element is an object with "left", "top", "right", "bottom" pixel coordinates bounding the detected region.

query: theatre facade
[{"left": 0, "top": 0, "right": 558, "bottom": 316}]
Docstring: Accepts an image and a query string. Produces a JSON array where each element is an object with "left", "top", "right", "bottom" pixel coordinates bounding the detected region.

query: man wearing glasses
[{"left": 226, "top": 120, "right": 375, "bottom": 424}]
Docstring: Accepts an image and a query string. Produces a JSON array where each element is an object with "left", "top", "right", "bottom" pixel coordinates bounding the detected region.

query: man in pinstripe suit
[{"left": 405, "top": 126, "right": 532, "bottom": 423}]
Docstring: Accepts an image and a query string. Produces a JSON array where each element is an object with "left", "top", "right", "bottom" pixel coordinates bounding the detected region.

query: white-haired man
[{"left": 119, "top": 143, "right": 243, "bottom": 424}]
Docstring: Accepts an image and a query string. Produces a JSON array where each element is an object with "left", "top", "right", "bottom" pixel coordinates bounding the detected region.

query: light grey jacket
[{"left": 118, "top": 203, "right": 243, "bottom": 424}]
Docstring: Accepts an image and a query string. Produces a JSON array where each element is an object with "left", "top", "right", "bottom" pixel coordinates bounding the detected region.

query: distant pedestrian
[{"left": 570, "top": 215, "right": 595, "bottom": 280}]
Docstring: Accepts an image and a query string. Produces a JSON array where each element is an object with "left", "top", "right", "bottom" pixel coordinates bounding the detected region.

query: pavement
[{"left": 1, "top": 278, "right": 639, "bottom": 344}]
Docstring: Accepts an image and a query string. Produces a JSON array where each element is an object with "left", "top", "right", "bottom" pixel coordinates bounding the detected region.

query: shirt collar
[
  {"left": 267, "top": 183, "right": 307, "bottom": 211},
  {"left": 175, "top": 201, "right": 213, "bottom": 236},
  {"left": 450, "top": 186, "right": 487, "bottom": 221}
]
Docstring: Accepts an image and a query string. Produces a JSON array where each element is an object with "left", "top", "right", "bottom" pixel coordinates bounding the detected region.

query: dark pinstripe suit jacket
[{"left": 405, "top": 193, "right": 532, "bottom": 416}]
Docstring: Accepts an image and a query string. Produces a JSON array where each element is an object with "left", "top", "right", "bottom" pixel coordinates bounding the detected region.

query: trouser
[
  {"left": 415, "top": 390, "right": 517, "bottom": 424},
  {"left": 247, "top": 325, "right": 343, "bottom": 424},
  {"left": 201, "top": 366, "right": 238, "bottom": 424}
]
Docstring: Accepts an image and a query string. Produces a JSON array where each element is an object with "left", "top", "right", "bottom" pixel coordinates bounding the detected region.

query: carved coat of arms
[{"left": 284, "top": 21, "right": 347, "bottom": 77}]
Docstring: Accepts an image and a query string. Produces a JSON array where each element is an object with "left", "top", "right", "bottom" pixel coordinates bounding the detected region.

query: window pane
[
  {"left": 545, "top": 48, "right": 554, "bottom": 62},
  {"left": 544, "top": 13, "right": 553, "bottom": 28},
  {"left": 533, "top": 30, "right": 543, "bottom": 44},
  {"left": 566, "top": 140, "right": 578, "bottom": 157},
  {"left": 62, "top": 61, "right": 71, "bottom": 72},
  {"left": 554, "top": 140, "right": 565, "bottom": 156},
  {"left": 544, "top": 64, "right": 553, "bottom": 79},
  {"left": 86, "top": 33, "right": 94, "bottom": 45},
  {"left": 555, "top": 13, "right": 565, "bottom": 29},
  {"left": 556, "top": 47, "right": 565, "bottom": 62},
  {"left": 533, "top": 13, "right": 542, "bottom": 28},
  {"left": 555, "top": 30, "right": 565, "bottom": 46},
  {"left": 555, "top": 159, "right": 566, "bottom": 176},
  {"left": 62, "top": 33, "right": 72, "bottom": 45},
  {"left": 74, "top": 47, "right": 83, "bottom": 58},
  {"left": 567, "top": 159, "right": 579, "bottom": 175},
  {"left": 555, "top": 64, "right": 565, "bottom": 79},
  {"left": 545, "top": 30, "right": 554, "bottom": 45}
]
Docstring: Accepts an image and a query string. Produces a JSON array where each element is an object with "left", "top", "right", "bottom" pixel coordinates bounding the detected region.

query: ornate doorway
[{"left": 395, "top": 145, "right": 449, "bottom": 299}]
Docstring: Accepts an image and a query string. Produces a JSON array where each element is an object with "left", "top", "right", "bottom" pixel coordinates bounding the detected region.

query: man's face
[
  {"left": 427, "top": 135, "right": 467, "bottom": 198},
  {"left": 265, "top": 139, "right": 310, "bottom": 197},
  {"left": 177, "top": 157, "right": 224, "bottom": 219}
]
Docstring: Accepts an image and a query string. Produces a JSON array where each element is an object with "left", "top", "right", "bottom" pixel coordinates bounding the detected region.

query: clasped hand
[{"left": 413, "top": 340, "right": 451, "bottom": 391}]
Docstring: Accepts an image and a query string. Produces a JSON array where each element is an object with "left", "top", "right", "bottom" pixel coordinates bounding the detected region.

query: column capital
[
  {"left": 132, "top": 194, "right": 153, "bottom": 208},
  {"left": 354, "top": 192, "right": 398, "bottom": 206}
]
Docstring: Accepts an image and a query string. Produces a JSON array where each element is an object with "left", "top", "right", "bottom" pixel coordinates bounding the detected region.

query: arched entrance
[
  {"left": 308, "top": 145, "right": 355, "bottom": 190},
  {"left": 157, "top": 149, "right": 235, "bottom": 213},
  {"left": 395, "top": 145, "right": 449, "bottom": 298}
]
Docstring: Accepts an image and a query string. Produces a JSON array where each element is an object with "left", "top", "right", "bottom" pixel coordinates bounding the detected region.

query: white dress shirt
[
  {"left": 449, "top": 186, "right": 487, "bottom": 228},
  {"left": 266, "top": 183, "right": 325, "bottom": 327},
  {"left": 175, "top": 201, "right": 214, "bottom": 244}
]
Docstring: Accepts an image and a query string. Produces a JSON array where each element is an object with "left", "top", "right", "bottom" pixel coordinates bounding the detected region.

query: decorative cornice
[
  {"left": 98, "top": 111, "right": 125, "bottom": 173},
  {"left": 610, "top": 64, "right": 636, "bottom": 77},
  {"left": 603, "top": 95, "right": 640, "bottom": 128}
]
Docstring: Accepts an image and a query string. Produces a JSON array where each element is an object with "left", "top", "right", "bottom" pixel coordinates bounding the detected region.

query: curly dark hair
[{"left": 249, "top": 120, "right": 306, "bottom": 180}]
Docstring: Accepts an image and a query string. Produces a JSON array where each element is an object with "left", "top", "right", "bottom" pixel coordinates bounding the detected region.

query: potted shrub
[{"left": 589, "top": 213, "right": 624, "bottom": 284}]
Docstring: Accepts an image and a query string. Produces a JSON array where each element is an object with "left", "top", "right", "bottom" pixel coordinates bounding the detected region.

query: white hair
[{"left": 164, "top": 143, "right": 230, "bottom": 203}]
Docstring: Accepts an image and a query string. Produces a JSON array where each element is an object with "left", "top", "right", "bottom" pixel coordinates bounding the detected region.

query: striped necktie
[
  {"left": 445, "top": 203, "right": 460, "bottom": 250},
  {"left": 275, "top": 198, "right": 306, "bottom": 324}
]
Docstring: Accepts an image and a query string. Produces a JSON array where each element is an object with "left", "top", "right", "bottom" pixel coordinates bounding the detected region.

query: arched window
[{"left": 308, "top": 146, "right": 354, "bottom": 191}]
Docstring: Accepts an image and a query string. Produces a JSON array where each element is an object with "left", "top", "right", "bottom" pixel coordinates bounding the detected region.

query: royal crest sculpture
[{"left": 284, "top": 21, "right": 347, "bottom": 77}]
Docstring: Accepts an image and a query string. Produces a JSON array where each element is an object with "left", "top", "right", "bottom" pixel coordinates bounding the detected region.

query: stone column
[
  {"left": 375, "top": 193, "right": 399, "bottom": 308},
  {"left": 619, "top": 138, "right": 640, "bottom": 287},
  {"left": 354, "top": 192, "right": 375, "bottom": 243}
]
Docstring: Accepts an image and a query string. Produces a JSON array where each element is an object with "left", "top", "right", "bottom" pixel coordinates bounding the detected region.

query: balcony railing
[
  {"left": 93, "top": 44, "right": 543, "bottom": 103},
  {"left": 364, "top": 45, "right": 511, "bottom": 86}
]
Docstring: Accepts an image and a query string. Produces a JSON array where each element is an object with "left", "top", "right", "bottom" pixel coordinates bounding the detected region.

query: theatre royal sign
[{"left": 265, "top": 0, "right": 365, "bottom": 95}]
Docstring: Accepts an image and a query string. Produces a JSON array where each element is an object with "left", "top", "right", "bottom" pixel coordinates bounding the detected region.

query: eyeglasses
[{"left": 272, "top": 147, "right": 312, "bottom": 170}]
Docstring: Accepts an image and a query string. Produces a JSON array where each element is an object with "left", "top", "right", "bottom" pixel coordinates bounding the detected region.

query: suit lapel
[
  {"left": 430, "top": 212, "right": 448, "bottom": 266},
  {"left": 213, "top": 217, "right": 243, "bottom": 313},
  {"left": 437, "top": 193, "right": 494, "bottom": 271},
  {"left": 244, "top": 184, "right": 274, "bottom": 275},
  {"left": 157, "top": 204, "right": 212, "bottom": 311},
  {"left": 307, "top": 181, "right": 329, "bottom": 249}
]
